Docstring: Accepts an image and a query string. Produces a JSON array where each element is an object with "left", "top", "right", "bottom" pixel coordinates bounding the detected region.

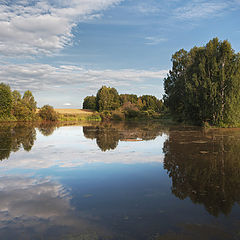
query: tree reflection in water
[
  {"left": 83, "top": 122, "right": 167, "bottom": 152},
  {"left": 163, "top": 128, "right": 240, "bottom": 217},
  {"left": 0, "top": 123, "right": 36, "bottom": 160},
  {"left": 37, "top": 122, "right": 58, "bottom": 136}
]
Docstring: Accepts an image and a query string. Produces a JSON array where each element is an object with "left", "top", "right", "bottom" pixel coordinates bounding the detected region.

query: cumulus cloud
[
  {"left": 0, "top": 0, "right": 122, "bottom": 56},
  {"left": 0, "top": 63, "right": 168, "bottom": 92}
]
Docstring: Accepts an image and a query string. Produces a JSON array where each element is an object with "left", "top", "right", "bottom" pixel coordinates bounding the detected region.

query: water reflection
[
  {"left": 83, "top": 122, "right": 167, "bottom": 151},
  {"left": 0, "top": 175, "right": 113, "bottom": 239},
  {"left": 1, "top": 123, "right": 240, "bottom": 239},
  {"left": 0, "top": 122, "right": 167, "bottom": 161},
  {"left": 0, "top": 123, "right": 36, "bottom": 161},
  {"left": 163, "top": 128, "right": 240, "bottom": 217},
  {"left": 37, "top": 122, "right": 58, "bottom": 136}
]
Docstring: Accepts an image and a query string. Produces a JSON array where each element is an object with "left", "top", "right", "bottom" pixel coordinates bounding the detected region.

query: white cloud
[
  {"left": 0, "top": 0, "right": 122, "bottom": 56},
  {"left": 174, "top": 1, "right": 235, "bottom": 20},
  {"left": 63, "top": 103, "right": 72, "bottom": 106},
  {"left": 145, "top": 37, "right": 167, "bottom": 45},
  {"left": 0, "top": 63, "right": 168, "bottom": 93}
]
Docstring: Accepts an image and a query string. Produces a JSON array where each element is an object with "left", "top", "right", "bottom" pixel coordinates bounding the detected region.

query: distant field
[{"left": 54, "top": 109, "right": 94, "bottom": 115}]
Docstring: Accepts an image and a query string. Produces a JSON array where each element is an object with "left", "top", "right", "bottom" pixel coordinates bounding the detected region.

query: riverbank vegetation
[
  {"left": 164, "top": 38, "right": 240, "bottom": 127},
  {"left": 0, "top": 84, "right": 101, "bottom": 122},
  {"left": 1, "top": 38, "right": 240, "bottom": 126},
  {"left": 83, "top": 86, "right": 165, "bottom": 121},
  {"left": 0, "top": 83, "right": 38, "bottom": 122}
]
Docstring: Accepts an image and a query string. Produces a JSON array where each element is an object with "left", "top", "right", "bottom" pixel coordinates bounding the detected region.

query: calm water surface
[{"left": 0, "top": 122, "right": 240, "bottom": 240}]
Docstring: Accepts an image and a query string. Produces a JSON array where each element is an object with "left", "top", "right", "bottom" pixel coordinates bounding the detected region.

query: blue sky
[{"left": 1, "top": 0, "right": 240, "bottom": 108}]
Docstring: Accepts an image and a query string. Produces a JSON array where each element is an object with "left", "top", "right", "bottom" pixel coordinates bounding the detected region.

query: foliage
[
  {"left": 0, "top": 83, "right": 12, "bottom": 118},
  {"left": 83, "top": 86, "right": 164, "bottom": 121},
  {"left": 86, "top": 114, "right": 102, "bottom": 121},
  {"left": 83, "top": 96, "right": 97, "bottom": 110},
  {"left": 22, "top": 90, "right": 37, "bottom": 111},
  {"left": 139, "top": 95, "right": 163, "bottom": 112},
  {"left": 0, "top": 84, "right": 39, "bottom": 122},
  {"left": 11, "top": 90, "right": 34, "bottom": 121},
  {"left": 164, "top": 38, "right": 240, "bottom": 126},
  {"left": 111, "top": 110, "right": 125, "bottom": 121},
  {"left": 96, "top": 86, "right": 121, "bottom": 111},
  {"left": 120, "top": 94, "right": 138, "bottom": 105},
  {"left": 39, "top": 105, "right": 58, "bottom": 121}
]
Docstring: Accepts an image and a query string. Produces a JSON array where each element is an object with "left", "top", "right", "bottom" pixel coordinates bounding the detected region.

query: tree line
[
  {"left": 0, "top": 83, "right": 58, "bottom": 121},
  {"left": 83, "top": 86, "right": 165, "bottom": 120},
  {"left": 164, "top": 38, "right": 240, "bottom": 126},
  {"left": 2, "top": 37, "right": 239, "bottom": 125}
]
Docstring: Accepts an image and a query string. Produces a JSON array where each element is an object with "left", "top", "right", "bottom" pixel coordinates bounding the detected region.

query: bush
[
  {"left": 112, "top": 111, "right": 125, "bottom": 121},
  {"left": 125, "top": 109, "right": 140, "bottom": 119},
  {"left": 39, "top": 105, "right": 58, "bottom": 121},
  {"left": 83, "top": 96, "right": 97, "bottom": 110}
]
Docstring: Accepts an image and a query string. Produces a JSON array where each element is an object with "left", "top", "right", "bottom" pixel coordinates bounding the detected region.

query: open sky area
[{"left": 1, "top": 0, "right": 240, "bottom": 108}]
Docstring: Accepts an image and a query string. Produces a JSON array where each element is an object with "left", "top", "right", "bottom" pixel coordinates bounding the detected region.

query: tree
[
  {"left": 120, "top": 94, "right": 138, "bottom": 105},
  {"left": 163, "top": 49, "right": 189, "bottom": 121},
  {"left": 96, "top": 86, "right": 120, "bottom": 111},
  {"left": 39, "top": 105, "right": 58, "bottom": 121},
  {"left": 140, "top": 95, "right": 163, "bottom": 112},
  {"left": 22, "top": 90, "right": 37, "bottom": 112},
  {"left": 83, "top": 96, "right": 97, "bottom": 110},
  {"left": 164, "top": 38, "right": 240, "bottom": 125},
  {"left": 12, "top": 90, "right": 26, "bottom": 120},
  {"left": 0, "top": 83, "right": 12, "bottom": 118}
]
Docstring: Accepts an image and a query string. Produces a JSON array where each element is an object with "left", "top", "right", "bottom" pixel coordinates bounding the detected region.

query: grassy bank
[{"left": 54, "top": 109, "right": 102, "bottom": 122}]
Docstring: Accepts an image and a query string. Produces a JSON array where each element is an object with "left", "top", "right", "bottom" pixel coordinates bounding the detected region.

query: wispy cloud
[
  {"left": 145, "top": 37, "right": 167, "bottom": 45},
  {"left": 0, "top": 0, "right": 123, "bottom": 56},
  {"left": 174, "top": 1, "right": 237, "bottom": 20},
  {"left": 0, "top": 63, "right": 168, "bottom": 93},
  {"left": 136, "top": 3, "right": 160, "bottom": 14}
]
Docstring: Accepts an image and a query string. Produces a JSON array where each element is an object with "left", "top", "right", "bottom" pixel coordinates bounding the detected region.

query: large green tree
[
  {"left": 164, "top": 38, "right": 240, "bottom": 125},
  {"left": 0, "top": 83, "right": 12, "bottom": 118},
  {"left": 12, "top": 90, "right": 28, "bottom": 120},
  {"left": 96, "top": 86, "right": 120, "bottom": 111},
  {"left": 22, "top": 90, "right": 37, "bottom": 112}
]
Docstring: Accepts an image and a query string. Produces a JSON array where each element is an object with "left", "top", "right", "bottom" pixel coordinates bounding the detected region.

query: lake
[{"left": 0, "top": 122, "right": 240, "bottom": 240}]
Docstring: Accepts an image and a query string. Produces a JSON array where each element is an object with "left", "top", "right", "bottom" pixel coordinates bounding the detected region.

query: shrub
[
  {"left": 112, "top": 111, "right": 125, "bottom": 121},
  {"left": 125, "top": 109, "right": 140, "bottom": 119},
  {"left": 39, "top": 105, "right": 58, "bottom": 121},
  {"left": 83, "top": 96, "right": 97, "bottom": 110}
]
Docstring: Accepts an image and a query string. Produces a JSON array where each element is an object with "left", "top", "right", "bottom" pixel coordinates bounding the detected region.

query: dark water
[{"left": 0, "top": 122, "right": 240, "bottom": 240}]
